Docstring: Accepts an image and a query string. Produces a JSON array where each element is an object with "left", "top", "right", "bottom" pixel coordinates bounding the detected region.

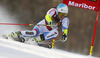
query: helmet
[{"left": 57, "top": 3, "right": 68, "bottom": 14}]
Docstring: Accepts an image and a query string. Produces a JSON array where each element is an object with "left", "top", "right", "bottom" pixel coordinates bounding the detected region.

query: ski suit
[{"left": 20, "top": 8, "right": 69, "bottom": 41}]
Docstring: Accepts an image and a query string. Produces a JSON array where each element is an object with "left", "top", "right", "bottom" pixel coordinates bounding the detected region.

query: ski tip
[{"left": 2, "top": 35, "right": 8, "bottom": 39}]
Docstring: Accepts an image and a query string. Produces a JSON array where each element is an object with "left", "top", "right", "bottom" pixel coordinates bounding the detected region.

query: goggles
[{"left": 58, "top": 12, "right": 67, "bottom": 17}]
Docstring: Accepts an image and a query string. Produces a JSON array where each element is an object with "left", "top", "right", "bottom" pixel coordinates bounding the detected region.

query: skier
[{"left": 6, "top": 3, "right": 69, "bottom": 43}]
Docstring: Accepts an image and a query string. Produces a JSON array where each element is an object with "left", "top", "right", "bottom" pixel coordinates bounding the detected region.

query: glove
[
  {"left": 61, "top": 34, "right": 67, "bottom": 43},
  {"left": 10, "top": 31, "right": 25, "bottom": 42},
  {"left": 50, "top": 21, "right": 57, "bottom": 28}
]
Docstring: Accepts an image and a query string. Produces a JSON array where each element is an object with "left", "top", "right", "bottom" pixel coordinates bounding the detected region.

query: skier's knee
[
  {"left": 43, "top": 30, "right": 59, "bottom": 40},
  {"left": 33, "top": 26, "right": 40, "bottom": 36}
]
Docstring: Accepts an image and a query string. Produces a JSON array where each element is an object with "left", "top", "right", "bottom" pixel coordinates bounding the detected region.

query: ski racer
[{"left": 7, "top": 3, "right": 69, "bottom": 43}]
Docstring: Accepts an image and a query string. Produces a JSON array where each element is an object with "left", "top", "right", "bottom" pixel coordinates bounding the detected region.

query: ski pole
[{"left": 36, "top": 24, "right": 51, "bottom": 26}]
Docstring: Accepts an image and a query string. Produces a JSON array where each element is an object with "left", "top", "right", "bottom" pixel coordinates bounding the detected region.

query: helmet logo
[{"left": 61, "top": 9, "right": 63, "bottom": 11}]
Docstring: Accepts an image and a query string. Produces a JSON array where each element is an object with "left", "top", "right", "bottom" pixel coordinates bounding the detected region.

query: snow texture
[{"left": 0, "top": 38, "right": 97, "bottom": 58}]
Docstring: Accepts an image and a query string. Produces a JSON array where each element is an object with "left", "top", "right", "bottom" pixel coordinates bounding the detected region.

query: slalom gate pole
[
  {"left": 0, "top": 23, "right": 51, "bottom": 26},
  {"left": 0, "top": 23, "right": 33, "bottom": 26},
  {"left": 52, "top": 38, "right": 56, "bottom": 48},
  {"left": 89, "top": 11, "right": 99, "bottom": 55},
  {"left": 43, "top": 39, "right": 61, "bottom": 45}
]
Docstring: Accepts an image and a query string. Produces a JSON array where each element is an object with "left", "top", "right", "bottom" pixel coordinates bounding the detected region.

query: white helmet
[{"left": 57, "top": 3, "right": 68, "bottom": 14}]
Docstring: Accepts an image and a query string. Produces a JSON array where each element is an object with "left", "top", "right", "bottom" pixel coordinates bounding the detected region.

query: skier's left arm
[{"left": 61, "top": 17, "right": 69, "bottom": 42}]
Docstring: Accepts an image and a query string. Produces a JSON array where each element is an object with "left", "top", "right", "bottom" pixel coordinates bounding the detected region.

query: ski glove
[
  {"left": 10, "top": 31, "right": 25, "bottom": 42},
  {"left": 50, "top": 21, "right": 57, "bottom": 28},
  {"left": 61, "top": 34, "right": 67, "bottom": 43}
]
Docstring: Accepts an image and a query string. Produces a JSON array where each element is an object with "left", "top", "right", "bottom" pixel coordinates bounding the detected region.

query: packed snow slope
[{"left": 0, "top": 38, "right": 97, "bottom": 58}]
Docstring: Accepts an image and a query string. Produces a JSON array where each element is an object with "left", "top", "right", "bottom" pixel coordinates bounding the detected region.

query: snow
[{"left": 0, "top": 38, "right": 97, "bottom": 58}]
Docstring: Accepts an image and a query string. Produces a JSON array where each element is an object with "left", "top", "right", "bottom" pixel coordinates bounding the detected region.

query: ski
[
  {"left": 2, "top": 35, "right": 9, "bottom": 39},
  {"left": 2, "top": 34, "right": 53, "bottom": 48}
]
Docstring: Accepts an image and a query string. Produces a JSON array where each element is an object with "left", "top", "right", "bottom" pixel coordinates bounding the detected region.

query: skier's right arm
[
  {"left": 45, "top": 14, "right": 52, "bottom": 24},
  {"left": 45, "top": 8, "right": 56, "bottom": 24},
  {"left": 45, "top": 8, "right": 57, "bottom": 28}
]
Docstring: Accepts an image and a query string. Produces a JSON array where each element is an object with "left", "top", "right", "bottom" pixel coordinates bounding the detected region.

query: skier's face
[
  {"left": 58, "top": 12, "right": 67, "bottom": 20},
  {"left": 58, "top": 15, "right": 64, "bottom": 20}
]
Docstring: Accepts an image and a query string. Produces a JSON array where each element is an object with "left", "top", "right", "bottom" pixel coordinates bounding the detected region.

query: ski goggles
[{"left": 58, "top": 12, "right": 67, "bottom": 17}]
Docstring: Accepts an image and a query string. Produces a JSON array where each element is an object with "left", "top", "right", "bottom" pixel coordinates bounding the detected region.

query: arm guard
[{"left": 45, "top": 14, "right": 52, "bottom": 24}]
